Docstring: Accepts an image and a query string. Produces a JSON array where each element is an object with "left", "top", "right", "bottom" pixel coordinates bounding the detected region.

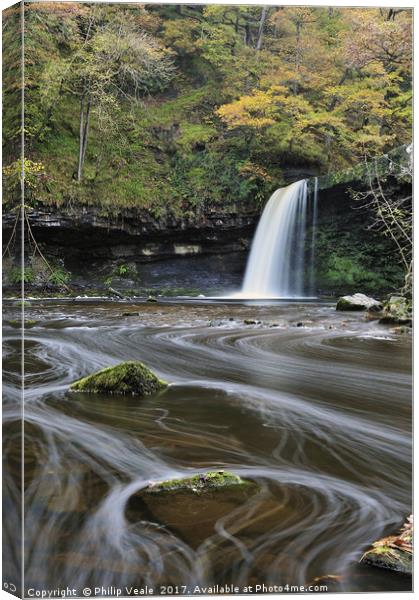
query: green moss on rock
[
  {"left": 379, "top": 295, "right": 412, "bottom": 326},
  {"left": 7, "top": 319, "right": 37, "bottom": 328},
  {"left": 360, "top": 516, "right": 413, "bottom": 575},
  {"left": 361, "top": 543, "right": 412, "bottom": 575},
  {"left": 127, "top": 469, "right": 258, "bottom": 549},
  {"left": 70, "top": 361, "right": 167, "bottom": 396},
  {"left": 144, "top": 470, "right": 252, "bottom": 495}
]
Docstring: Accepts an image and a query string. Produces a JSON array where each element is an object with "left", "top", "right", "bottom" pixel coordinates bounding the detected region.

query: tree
[
  {"left": 351, "top": 147, "right": 412, "bottom": 294},
  {"left": 2, "top": 4, "right": 412, "bottom": 213},
  {"left": 216, "top": 7, "right": 412, "bottom": 170},
  {"left": 40, "top": 11, "right": 175, "bottom": 181},
  {"left": 75, "top": 23, "right": 175, "bottom": 181}
]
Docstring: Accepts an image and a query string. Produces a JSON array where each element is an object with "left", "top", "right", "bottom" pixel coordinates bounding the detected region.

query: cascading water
[
  {"left": 241, "top": 179, "right": 316, "bottom": 299},
  {"left": 309, "top": 177, "right": 318, "bottom": 297}
]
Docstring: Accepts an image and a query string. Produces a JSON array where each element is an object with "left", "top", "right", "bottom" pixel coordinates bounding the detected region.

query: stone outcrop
[
  {"left": 360, "top": 516, "right": 413, "bottom": 575},
  {"left": 336, "top": 293, "right": 382, "bottom": 311},
  {"left": 70, "top": 361, "right": 167, "bottom": 396},
  {"left": 379, "top": 296, "right": 412, "bottom": 326},
  {"left": 127, "top": 471, "right": 257, "bottom": 549},
  {"left": 141, "top": 470, "right": 252, "bottom": 495}
]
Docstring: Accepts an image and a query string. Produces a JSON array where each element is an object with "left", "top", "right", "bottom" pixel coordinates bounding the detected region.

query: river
[{"left": 3, "top": 299, "right": 412, "bottom": 594}]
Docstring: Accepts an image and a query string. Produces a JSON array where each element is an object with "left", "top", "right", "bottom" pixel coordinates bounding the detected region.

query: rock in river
[
  {"left": 360, "top": 516, "right": 412, "bottom": 575},
  {"left": 379, "top": 295, "right": 412, "bottom": 326},
  {"left": 336, "top": 293, "right": 382, "bottom": 312},
  {"left": 70, "top": 361, "right": 167, "bottom": 396},
  {"left": 143, "top": 470, "right": 251, "bottom": 494},
  {"left": 127, "top": 471, "right": 257, "bottom": 548}
]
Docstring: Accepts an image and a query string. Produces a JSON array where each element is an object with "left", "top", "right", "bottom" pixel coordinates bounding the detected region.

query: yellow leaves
[
  {"left": 268, "top": 84, "right": 288, "bottom": 95},
  {"left": 299, "top": 113, "right": 343, "bottom": 131},
  {"left": 351, "top": 129, "right": 392, "bottom": 154},
  {"left": 217, "top": 82, "right": 318, "bottom": 132},
  {"left": 3, "top": 159, "right": 47, "bottom": 194},
  {"left": 364, "top": 61, "right": 386, "bottom": 78},
  {"left": 25, "top": 159, "right": 45, "bottom": 173},
  {"left": 278, "top": 93, "right": 312, "bottom": 117},
  {"left": 2, "top": 161, "right": 19, "bottom": 179},
  {"left": 338, "top": 87, "right": 387, "bottom": 121},
  {"left": 217, "top": 90, "right": 276, "bottom": 129}
]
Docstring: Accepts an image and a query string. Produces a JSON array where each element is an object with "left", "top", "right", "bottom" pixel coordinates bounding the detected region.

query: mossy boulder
[
  {"left": 70, "top": 361, "right": 167, "bottom": 396},
  {"left": 143, "top": 470, "right": 252, "bottom": 495},
  {"left": 127, "top": 471, "right": 257, "bottom": 548},
  {"left": 7, "top": 319, "right": 37, "bottom": 328},
  {"left": 360, "top": 516, "right": 412, "bottom": 575},
  {"left": 379, "top": 295, "right": 412, "bottom": 326},
  {"left": 336, "top": 293, "right": 382, "bottom": 312},
  {"left": 361, "top": 541, "right": 412, "bottom": 575}
]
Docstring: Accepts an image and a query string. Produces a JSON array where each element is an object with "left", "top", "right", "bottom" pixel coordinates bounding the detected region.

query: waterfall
[
  {"left": 241, "top": 179, "right": 316, "bottom": 299},
  {"left": 309, "top": 177, "right": 318, "bottom": 297}
]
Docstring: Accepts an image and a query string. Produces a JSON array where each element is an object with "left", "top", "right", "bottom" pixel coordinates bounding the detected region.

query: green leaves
[{"left": 2, "top": 4, "right": 412, "bottom": 213}]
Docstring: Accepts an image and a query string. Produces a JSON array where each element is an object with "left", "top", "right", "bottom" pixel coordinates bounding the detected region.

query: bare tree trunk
[
  {"left": 77, "top": 94, "right": 91, "bottom": 182},
  {"left": 244, "top": 21, "right": 251, "bottom": 46},
  {"left": 235, "top": 12, "right": 239, "bottom": 33},
  {"left": 293, "top": 21, "right": 302, "bottom": 95},
  {"left": 386, "top": 9, "right": 401, "bottom": 21},
  {"left": 327, "top": 68, "right": 349, "bottom": 111},
  {"left": 81, "top": 97, "right": 91, "bottom": 172},
  {"left": 77, "top": 95, "right": 85, "bottom": 182},
  {"left": 256, "top": 6, "right": 268, "bottom": 51}
]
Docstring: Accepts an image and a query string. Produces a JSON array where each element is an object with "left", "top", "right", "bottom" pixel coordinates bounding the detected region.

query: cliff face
[
  {"left": 18, "top": 205, "right": 258, "bottom": 254},
  {"left": 2, "top": 166, "right": 409, "bottom": 297},
  {"left": 3, "top": 205, "right": 260, "bottom": 295}
]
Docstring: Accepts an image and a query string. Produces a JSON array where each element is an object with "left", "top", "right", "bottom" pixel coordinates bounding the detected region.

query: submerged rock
[
  {"left": 70, "top": 361, "right": 167, "bottom": 396},
  {"left": 209, "top": 319, "right": 226, "bottom": 327},
  {"left": 143, "top": 470, "right": 252, "bottom": 494},
  {"left": 8, "top": 319, "right": 37, "bottom": 328},
  {"left": 127, "top": 471, "right": 257, "bottom": 549},
  {"left": 336, "top": 293, "right": 382, "bottom": 312},
  {"left": 360, "top": 516, "right": 412, "bottom": 575},
  {"left": 379, "top": 295, "right": 412, "bottom": 326},
  {"left": 392, "top": 326, "right": 412, "bottom": 335}
]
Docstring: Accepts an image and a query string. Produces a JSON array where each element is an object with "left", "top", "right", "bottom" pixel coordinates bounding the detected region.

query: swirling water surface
[{"left": 3, "top": 300, "right": 412, "bottom": 593}]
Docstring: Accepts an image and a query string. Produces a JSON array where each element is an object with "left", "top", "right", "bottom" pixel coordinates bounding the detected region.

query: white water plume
[{"left": 240, "top": 179, "right": 316, "bottom": 299}]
